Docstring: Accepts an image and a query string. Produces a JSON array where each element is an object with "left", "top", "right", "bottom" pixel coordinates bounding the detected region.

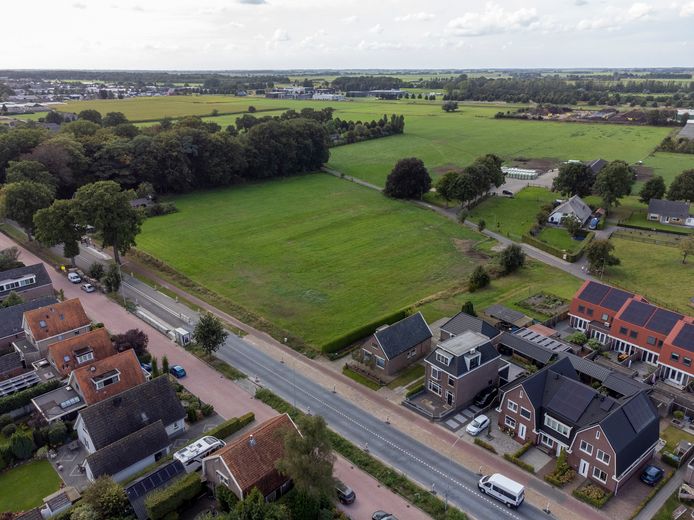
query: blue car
[
  {"left": 640, "top": 465, "right": 664, "bottom": 486},
  {"left": 588, "top": 217, "right": 600, "bottom": 230},
  {"left": 140, "top": 362, "right": 152, "bottom": 373},
  {"left": 169, "top": 365, "right": 187, "bottom": 378}
]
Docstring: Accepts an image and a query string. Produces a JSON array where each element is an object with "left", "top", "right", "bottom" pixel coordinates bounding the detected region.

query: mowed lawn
[
  {"left": 137, "top": 174, "right": 482, "bottom": 348},
  {"left": 641, "top": 152, "right": 694, "bottom": 188},
  {"left": 0, "top": 460, "right": 61, "bottom": 512}
]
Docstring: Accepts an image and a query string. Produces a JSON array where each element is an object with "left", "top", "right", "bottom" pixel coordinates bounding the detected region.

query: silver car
[{"left": 466, "top": 414, "right": 490, "bottom": 436}]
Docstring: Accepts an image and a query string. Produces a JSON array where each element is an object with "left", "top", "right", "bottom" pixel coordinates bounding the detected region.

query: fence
[{"left": 611, "top": 230, "right": 682, "bottom": 248}]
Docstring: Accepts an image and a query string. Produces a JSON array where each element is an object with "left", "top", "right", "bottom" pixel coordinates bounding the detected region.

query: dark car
[
  {"left": 372, "top": 512, "right": 397, "bottom": 520},
  {"left": 501, "top": 190, "right": 514, "bottom": 197},
  {"left": 169, "top": 365, "right": 187, "bottom": 378},
  {"left": 336, "top": 480, "right": 356, "bottom": 504},
  {"left": 140, "top": 362, "right": 152, "bottom": 373},
  {"left": 474, "top": 386, "right": 499, "bottom": 408},
  {"left": 640, "top": 465, "right": 664, "bottom": 486}
]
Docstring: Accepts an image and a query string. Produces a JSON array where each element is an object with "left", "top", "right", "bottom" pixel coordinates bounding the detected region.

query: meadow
[
  {"left": 137, "top": 173, "right": 484, "bottom": 348},
  {"left": 0, "top": 460, "right": 61, "bottom": 512},
  {"left": 642, "top": 152, "right": 694, "bottom": 188}
]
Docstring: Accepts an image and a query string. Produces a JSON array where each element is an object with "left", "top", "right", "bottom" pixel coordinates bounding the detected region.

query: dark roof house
[
  {"left": 0, "top": 263, "right": 53, "bottom": 301},
  {"left": 0, "top": 296, "right": 58, "bottom": 347},
  {"left": 439, "top": 312, "right": 500, "bottom": 340},
  {"left": 373, "top": 312, "right": 432, "bottom": 360},
  {"left": 587, "top": 159, "right": 608, "bottom": 175},
  {"left": 647, "top": 199, "right": 690, "bottom": 221}
]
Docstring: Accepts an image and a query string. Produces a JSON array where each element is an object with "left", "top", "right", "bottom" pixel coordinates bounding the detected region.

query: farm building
[
  {"left": 548, "top": 195, "right": 592, "bottom": 226},
  {"left": 501, "top": 167, "right": 538, "bottom": 180}
]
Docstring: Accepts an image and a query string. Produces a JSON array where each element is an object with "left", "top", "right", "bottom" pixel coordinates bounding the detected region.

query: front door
[
  {"left": 446, "top": 391, "right": 453, "bottom": 405},
  {"left": 579, "top": 459, "right": 589, "bottom": 477},
  {"left": 518, "top": 423, "right": 526, "bottom": 441}
]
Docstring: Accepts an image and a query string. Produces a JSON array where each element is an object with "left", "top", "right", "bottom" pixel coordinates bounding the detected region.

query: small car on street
[
  {"left": 335, "top": 480, "right": 356, "bottom": 504},
  {"left": 372, "top": 512, "right": 397, "bottom": 520},
  {"left": 81, "top": 283, "right": 95, "bottom": 293},
  {"left": 169, "top": 365, "right": 187, "bottom": 378},
  {"left": 68, "top": 272, "right": 82, "bottom": 283}
]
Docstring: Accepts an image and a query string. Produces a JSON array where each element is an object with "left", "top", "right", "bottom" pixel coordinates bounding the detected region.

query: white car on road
[
  {"left": 67, "top": 272, "right": 82, "bottom": 283},
  {"left": 81, "top": 283, "right": 96, "bottom": 293},
  {"left": 465, "top": 414, "right": 490, "bottom": 436}
]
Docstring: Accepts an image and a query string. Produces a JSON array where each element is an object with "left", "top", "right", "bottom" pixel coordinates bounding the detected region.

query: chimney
[
  {"left": 248, "top": 434, "right": 256, "bottom": 447},
  {"left": 90, "top": 366, "right": 96, "bottom": 372}
]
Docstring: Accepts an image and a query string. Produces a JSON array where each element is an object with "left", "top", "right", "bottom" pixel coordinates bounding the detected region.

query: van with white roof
[{"left": 478, "top": 473, "right": 525, "bottom": 508}]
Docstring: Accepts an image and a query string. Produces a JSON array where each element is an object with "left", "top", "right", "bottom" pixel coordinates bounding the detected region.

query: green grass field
[
  {"left": 0, "top": 460, "right": 61, "bottom": 512},
  {"left": 537, "top": 227, "right": 586, "bottom": 254},
  {"left": 642, "top": 152, "right": 694, "bottom": 188},
  {"left": 137, "top": 173, "right": 483, "bottom": 348}
]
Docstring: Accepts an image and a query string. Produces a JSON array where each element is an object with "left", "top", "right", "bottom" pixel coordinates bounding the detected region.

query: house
[
  {"left": 439, "top": 312, "right": 500, "bottom": 342},
  {"left": 203, "top": 413, "right": 298, "bottom": 501},
  {"left": 548, "top": 195, "right": 593, "bottom": 226},
  {"left": 32, "top": 383, "right": 87, "bottom": 423},
  {"left": 498, "top": 357, "right": 659, "bottom": 494},
  {"left": 68, "top": 349, "right": 147, "bottom": 405},
  {"left": 76, "top": 376, "right": 185, "bottom": 454},
  {"left": 361, "top": 312, "right": 432, "bottom": 376},
  {"left": 586, "top": 159, "right": 608, "bottom": 176},
  {"left": 40, "top": 487, "right": 80, "bottom": 518},
  {"left": 0, "top": 263, "right": 53, "bottom": 303},
  {"left": 483, "top": 304, "right": 533, "bottom": 330},
  {"left": 569, "top": 280, "right": 694, "bottom": 388},
  {"left": 18, "top": 298, "right": 91, "bottom": 359},
  {"left": 0, "top": 351, "right": 24, "bottom": 381},
  {"left": 647, "top": 199, "right": 693, "bottom": 227},
  {"left": 0, "top": 296, "right": 57, "bottom": 351},
  {"left": 47, "top": 328, "right": 116, "bottom": 377},
  {"left": 423, "top": 331, "right": 501, "bottom": 411}
]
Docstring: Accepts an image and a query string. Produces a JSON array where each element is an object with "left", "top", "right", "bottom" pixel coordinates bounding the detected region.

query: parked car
[
  {"left": 336, "top": 480, "right": 356, "bottom": 504},
  {"left": 478, "top": 473, "right": 525, "bottom": 508},
  {"left": 169, "top": 365, "right": 187, "bottom": 378},
  {"left": 640, "top": 465, "right": 664, "bottom": 486},
  {"left": 81, "top": 283, "right": 95, "bottom": 293},
  {"left": 466, "top": 414, "right": 490, "bottom": 436},
  {"left": 67, "top": 272, "right": 82, "bottom": 283},
  {"left": 140, "top": 362, "right": 152, "bottom": 373},
  {"left": 372, "top": 512, "right": 397, "bottom": 520},
  {"left": 588, "top": 217, "right": 600, "bottom": 230},
  {"left": 501, "top": 190, "right": 514, "bottom": 197},
  {"left": 474, "top": 386, "right": 499, "bottom": 408}
]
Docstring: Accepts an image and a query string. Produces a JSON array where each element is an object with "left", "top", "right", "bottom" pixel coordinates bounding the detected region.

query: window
[
  {"left": 601, "top": 313, "right": 609, "bottom": 322},
  {"left": 435, "top": 351, "right": 451, "bottom": 366},
  {"left": 580, "top": 440, "right": 594, "bottom": 455},
  {"left": 428, "top": 380, "right": 442, "bottom": 396},
  {"left": 448, "top": 375, "right": 455, "bottom": 387},
  {"left": 375, "top": 356, "right": 385, "bottom": 369},
  {"left": 93, "top": 371, "right": 121, "bottom": 390},
  {"left": 646, "top": 336, "right": 656, "bottom": 346},
  {"left": 520, "top": 407, "right": 531, "bottom": 420},
  {"left": 587, "top": 308, "right": 594, "bottom": 317},
  {"left": 619, "top": 326, "right": 628, "bottom": 335},
  {"left": 658, "top": 340, "right": 663, "bottom": 348},
  {"left": 362, "top": 349, "right": 372, "bottom": 360},
  {"left": 596, "top": 450, "right": 611, "bottom": 465},
  {"left": 685, "top": 358, "right": 692, "bottom": 367},
  {"left": 672, "top": 353, "right": 680, "bottom": 362},
  {"left": 467, "top": 353, "right": 480, "bottom": 370},
  {"left": 504, "top": 416, "right": 516, "bottom": 429},
  {"left": 578, "top": 305, "right": 585, "bottom": 313},
  {"left": 596, "top": 430, "right": 600, "bottom": 440},
  {"left": 629, "top": 330, "right": 638, "bottom": 339},
  {"left": 216, "top": 470, "right": 229, "bottom": 487},
  {"left": 507, "top": 400, "right": 518, "bottom": 413},
  {"left": 540, "top": 434, "right": 554, "bottom": 448},
  {"left": 431, "top": 367, "right": 440, "bottom": 381},
  {"left": 407, "top": 348, "right": 417, "bottom": 359},
  {"left": 75, "top": 352, "right": 94, "bottom": 365},
  {"left": 544, "top": 415, "right": 571, "bottom": 437},
  {"left": 592, "top": 467, "right": 607, "bottom": 483}
]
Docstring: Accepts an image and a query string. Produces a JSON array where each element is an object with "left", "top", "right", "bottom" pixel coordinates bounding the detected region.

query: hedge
[
  {"left": 145, "top": 472, "right": 203, "bottom": 520},
  {"left": 254, "top": 388, "right": 467, "bottom": 520},
  {"left": 513, "top": 441, "right": 533, "bottom": 458},
  {"left": 572, "top": 481, "right": 612, "bottom": 508},
  {"left": 321, "top": 308, "right": 410, "bottom": 354},
  {"left": 503, "top": 453, "right": 535, "bottom": 473},
  {"left": 0, "top": 380, "right": 63, "bottom": 415},
  {"left": 617, "top": 221, "right": 692, "bottom": 236},
  {"left": 473, "top": 438, "right": 497, "bottom": 454},
  {"left": 205, "top": 412, "right": 255, "bottom": 440},
  {"left": 522, "top": 231, "right": 594, "bottom": 263},
  {"left": 628, "top": 469, "right": 674, "bottom": 520},
  {"left": 405, "top": 383, "right": 425, "bottom": 398}
]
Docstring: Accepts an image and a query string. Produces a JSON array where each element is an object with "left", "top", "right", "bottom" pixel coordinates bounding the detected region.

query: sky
[{"left": 2, "top": 0, "right": 694, "bottom": 70}]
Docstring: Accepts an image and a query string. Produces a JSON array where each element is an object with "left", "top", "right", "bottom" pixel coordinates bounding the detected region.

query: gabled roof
[
  {"left": 0, "top": 351, "right": 23, "bottom": 376},
  {"left": 575, "top": 281, "right": 634, "bottom": 312},
  {"left": 497, "top": 332, "right": 556, "bottom": 364},
  {"left": 14, "top": 509, "right": 42, "bottom": 520},
  {"left": 551, "top": 195, "right": 592, "bottom": 224},
  {"left": 69, "top": 349, "right": 147, "bottom": 405},
  {"left": 425, "top": 332, "right": 500, "bottom": 377},
  {"left": 647, "top": 199, "right": 690, "bottom": 220},
  {"left": 0, "top": 263, "right": 52, "bottom": 299},
  {"left": 670, "top": 322, "right": 694, "bottom": 353},
  {"left": 24, "top": 298, "right": 90, "bottom": 341},
  {"left": 48, "top": 328, "right": 116, "bottom": 377},
  {"left": 78, "top": 376, "right": 185, "bottom": 450},
  {"left": 213, "top": 414, "right": 298, "bottom": 497},
  {"left": 85, "top": 420, "right": 169, "bottom": 479},
  {"left": 0, "top": 296, "right": 58, "bottom": 340},
  {"left": 373, "top": 312, "right": 432, "bottom": 359},
  {"left": 440, "top": 312, "right": 499, "bottom": 340},
  {"left": 587, "top": 158, "right": 608, "bottom": 175},
  {"left": 485, "top": 304, "right": 527, "bottom": 325},
  {"left": 617, "top": 299, "right": 683, "bottom": 338}
]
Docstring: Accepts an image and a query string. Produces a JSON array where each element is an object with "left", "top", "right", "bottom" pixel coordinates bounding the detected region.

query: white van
[{"left": 478, "top": 473, "right": 525, "bottom": 508}]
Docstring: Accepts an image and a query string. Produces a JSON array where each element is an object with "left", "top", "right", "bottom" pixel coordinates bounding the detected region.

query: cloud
[
  {"left": 576, "top": 2, "right": 655, "bottom": 31},
  {"left": 342, "top": 15, "right": 358, "bottom": 24},
  {"left": 239, "top": 0, "right": 266, "bottom": 4},
  {"left": 369, "top": 23, "right": 383, "bottom": 34},
  {"left": 626, "top": 2, "right": 654, "bottom": 20},
  {"left": 395, "top": 12, "right": 435, "bottom": 22},
  {"left": 575, "top": 0, "right": 588, "bottom": 5},
  {"left": 357, "top": 40, "right": 402, "bottom": 51},
  {"left": 271, "top": 29, "right": 290, "bottom": 41},
  {"left": 72, "top": 2, "right": 87, "bottom": 8},
  {"left": 680, "top": 1, "right": 694, "bottom": 15},
  {"left": 447, "top": 3, "right": 540, "bottom": 36}
]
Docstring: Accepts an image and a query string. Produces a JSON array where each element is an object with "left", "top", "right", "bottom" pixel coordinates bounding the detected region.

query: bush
[
  {"left": 572, "top": 482, "right": 612, "bottom": 508},
  {"left": 468, "top": 266, "right": 490, "bottom": 292},
  {"left": 566, "top": 332, "right": 588, "bottom": 346},
  {"left": 1, "top": 423, "right": 17, "bottom": 437},
  {"left": 499, "top": 244, "right": 526, "bottom": 274},
  {"left": 321, "top": 308, "right": 409, "bottom": 354},
  {"left": 0, "top": 380, "right": 62, "bottom": 414},
  {"left": 215, "top": 484, "right": 238, "bottom": 512},
  {"left": 201, "top": 403, "right": 214, "bottom": 417},
  {"left": 513, "top": 441, "right": 533, "bottom": 458},
  {"left": 458, "top": 209, "right": 469, "bottom": 223},
  {"left": 405, "top": 383, "right": 425, "bottom": 398},
  {"left": 544, "top": 449, "right": 576, "bottom": 487},
  {"left": 88, "top": 262, "right": 105, "bottom": 281},
  {"left": 674, "top": 410, "right": 685, "bottom": 420},
  {"left": 0, "top": 414, "right": 12, "bottom": 428},
  {"left": 10, "top": 431, "right": 35, "bottom": 460},
  {"left": 206, "top": 412, "right": 255, "bottom": 440},
  {"left": 48, "top": 420, "right": 68, "bottom": 445},
  {"left": 474, "top": 438, "right": 497, "bottom": 453},
  {"left": 503, "top": 453, "right": 535, "bottom": 473},
  {"left": 145, "top": 472, "right": 203, "bottom": 520},
  {"left": 145, "top": 202, "right": 178, "bottom": 218},
  {"left": 586, "top": 338, "right": 602, "bottom": 351},
  {"left": 186, "top": 406, "right": 199, "bottom": 423},
  {"left": 34, "top": 445, "right": 48, "bottom": 460}
]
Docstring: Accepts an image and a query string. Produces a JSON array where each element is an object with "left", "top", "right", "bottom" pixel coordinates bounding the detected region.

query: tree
[
  {"left": 80, "top": 476, "right": 131, "bottom": 519},
  {"left": 449, "top": 170, "right": 478, "bottom": 208},
  {"left": 0, "top": 247, "right": 23, "bottom": 270},
  {"left": 103, "top": 263, "right": 121, "bottom": 293},
  {"left": 88, "top": 262, "right": 105, "bottom": 280},
  {"left": 2, "top": 181, "right": 54, "bottom": 239},
  {"left": 1, "top": 291, "right": 23, "bottom": 308},
  {"left": 499, "top": 244, "right": 526, "bottom": 274},
  {"left": 5, "top": 160, "right": 57, "bottom": 193},
  {"left": 233, "top": 488, "right": 287, "bottom": 520},
  {"left": 561, "top": 215, "right": 582, "bottom": 237},
  {"left": 34, "top": 199, "right": 85, "bottom": 265},
  {"left": 461, "top": 301, "right": 477, "bottom": 316},
  {"left": 10, "top": 431, "right": 34, "bottom": 459},
  {"left": 113, "top": 329, "right": 149, "bottom": 356},
  {"left": 435, "top": 171, "right": 460, "bottom": 207},
  {"left": 478, "top": 219, "right": 486, "bottom": 232},
  {"left": 161, "top": 355, "right": 170, "bottom": 375},
  {"left": 680, "top": 236, "right": 694, "bottom": 264},
  {"left": 383, "top": 158, "right": 431, "bottom": 199},
  {"left": 248, "top": 105, "right": 257, "bottom": 113},
  {"left": 585, "top": 239, "right": 620, "bottom": 274},
  {"left": 468, "top": 266, "right": 490, "bottom": 292},
  {"left": 74, "top": 181, "right": 142, "bottom": 264},
  {"left": 45, "top": 111, "right": 64, "bottom": 124},
  {"left": 151, "top": 357, "right": 160, "bottom": 377},
  {"left": 47, "top": 420, "right": 68, "bottom": 445},
  {"left": 277, "top": 414, "right": 335, "bottom": 503},
  {"left": 442, "top": 101, "right": 459, "bottom": 112},
  {"left": 668, "top": 170, "right": 694, "bottom": 202},
  {"left": 593, "top": 160, "right": 634, "bottom": 208},
  {"left": 639, "top": 175, "right": 666, "bottom": 204},
  {"left": 193, "top": 313, "right": 228, "bottom": 356},
  {"left": 552, "top": 162, "right": 595, "bottom": 197},
  {"left": 78, "top": 109, "right": 103, "bottom": 125},
  {"left": 102, "top": 112, "right": 128, "bottom": 127}
]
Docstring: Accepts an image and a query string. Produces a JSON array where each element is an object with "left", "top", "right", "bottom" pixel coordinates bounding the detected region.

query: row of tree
[
  {"left": 552, "top": 161, "right": 635, "bottom": 208},
  {"left": 659, "top": 135, "right": 694, "bottom": 154}
]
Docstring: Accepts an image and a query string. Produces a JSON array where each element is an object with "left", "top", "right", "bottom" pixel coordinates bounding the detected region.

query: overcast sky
[{"left": 2, "top": 0, "right": 694, "bottom": 70}]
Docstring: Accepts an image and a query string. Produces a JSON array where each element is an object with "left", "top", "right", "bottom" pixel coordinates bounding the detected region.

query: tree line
[
  {"left": 331, "top": 76, "right": 405, "bottom": 92},
  {"left": 659, "top": 135, "right": 694, "bottom": 154}
]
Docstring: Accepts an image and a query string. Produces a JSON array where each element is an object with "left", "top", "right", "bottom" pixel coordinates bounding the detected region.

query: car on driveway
[
  {"left": 140, "top": 362, "right": 152, "bottom": 373},
  {"left": 81, "top": 283, "right": 95, "bottom": 293},
  {"left": 474, "top": 386, "right": 499, "bottom": 408},
  {"left": 588, "top": 217, "right": 600, "bottom": 230},
  {"left": 68, "top": 272, "right": 82, "bottom": 283},
  {"left": 336, "top": 480, "right": 356, "bottom": 504},
  {"left": 372, "top": 512, "right": 397, "bottom": 520},
  {"left": 640, "top": 465, "right": 664, "bottom": 486},
  {"left": 466, "top": 414, "right": 490, "bottom": 436},
  {"left": 169, "top": 365, "right": 186, "bottom": 378},
  {"left": 501, "top": 190, "right": 514, "bottom": 197}
]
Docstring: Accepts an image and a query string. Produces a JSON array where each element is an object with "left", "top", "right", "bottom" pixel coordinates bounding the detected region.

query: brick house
[
  {"left": 47, "top": 328, "right": 117, "bottom": 378},
  {"left": 0, "top": 296, "right": 57, "bottom": 351},
  {"left": 423, "top": 331, "right": 501, "bottom": 411},
  {"left": 0, "top": 264, "right": 54, "bottom": 303},
  {"left": 439, "top": 312, "right": 500, "bottom": 342},
  {"left": 569, "top": 280, "right": 694, "bottom": 388},
  {"left": 361, "top": 312, "right": 432, "bottom": 376},
  {"left": 498, "top": 357, "right": 659, "bottom": 494}
]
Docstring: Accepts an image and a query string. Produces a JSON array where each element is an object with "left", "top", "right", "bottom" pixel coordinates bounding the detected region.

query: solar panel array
[
  {"left": 547, "top": 379, "right": 595, "bottom": 422},
  {"left": 623, "top": 397, "right": 653, "bottom": 433},
  {"left": 601, "top": 288, "right": 634, "bottom": 311},
  {"left": 579, "top": 282, "right": 610, "bottom": 304},
  {"left": 126, "top": 461, "right": 185, "bottom": 500},
  {"left": 674, "top": 324, "right": 694, "bottom": 353},
  {"left": 599, "top": 398, "right": 615, "bottom": 412},
  {"left": 620, "top": 300, "right": 656, "bottom": 327},
  {"left": 645, "top": 308, "right": 683, "bottom": 335}
]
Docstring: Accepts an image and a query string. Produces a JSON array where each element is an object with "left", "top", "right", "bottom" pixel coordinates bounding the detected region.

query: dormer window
[
  {"left": 92, "top": 369, "right": 121, "bottom": 390},
  {"left": 75, "top": 350, "right": 94, "bottom": 365},
  {"left": 464, "top": 350, "right": 481, "bottom": 371},
  {"left": 435, "top": 351, "right": 452, "bottom": 366}
]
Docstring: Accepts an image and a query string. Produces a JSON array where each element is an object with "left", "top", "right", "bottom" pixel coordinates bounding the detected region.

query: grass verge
[
  {"left": 387, "top": 364, "right": 425, "bottom": 390},
  {"left": 186, "top": 345, "right": 247, "bottom": 380},
  {"left": 342, "top": 366, "right": 381, "bottom": 390}
]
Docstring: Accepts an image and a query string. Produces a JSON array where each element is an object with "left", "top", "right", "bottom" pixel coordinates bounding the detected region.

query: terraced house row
[{"left": 569, "top": 280, "right": 694, "bottom": 388}]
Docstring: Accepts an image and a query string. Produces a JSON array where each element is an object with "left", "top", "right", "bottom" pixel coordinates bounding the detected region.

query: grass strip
[{"left": 342, "top": 366, "right": 381, "bottom": 390}]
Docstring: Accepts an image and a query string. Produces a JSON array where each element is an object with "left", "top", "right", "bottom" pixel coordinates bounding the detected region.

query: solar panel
[
  {"left": 674, "top": 324, "right": 694, "bottom": 352},
  {"left": 646, "top": 309, "right": 683, "bottom": 335},
  {"left": 623, "top": 396, "right": 653, "bottom": 433},
  {"left": 579, "top": 282, "right": 610, "bottom": 304},
  {"left": 601, "top": 288, "right": 634, "bottom": 311},
  {"left": 620, "top": 300, "right": 656, "bottom": 326},
  {"left": 599, "top": 398, "right": 614, "bottom": 411},
  {"left": 547, "top": 380, "right": 595, "bottom": 422},
  {"left": 126, "top": 461, "right": 185, "bottom": 499}
]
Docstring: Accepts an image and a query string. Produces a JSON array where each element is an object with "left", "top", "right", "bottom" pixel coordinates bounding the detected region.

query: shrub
[
  {"left": 10, "top": 431, "right": 35, "bottom": 459},
  {"left": 48, "top": 420, "right": 68, "bottom": 445},
  {"left": 566, "top": 332, "right": 588, "bottom": 346},
  {"left": 405, "top": 383, "right": 425, "bottom": 398},
  {"left": 1, "top": 423, "right": 17, "bottom": 437},
  {"left": 514, "top": 441, "right": 533, "bottom": 458},
  {"left": 321, "top": 308, "right": 409, "bottom": 354},
  {"left": 545, "top": 449, "right": 576, "bottom": 487},
  {"left": 478, "top": 219, "right": 486, "bottom": 232},
  {"left": 145, "top": 202, "right": 178, "bottom": 218},
  {"left": 215, "top": 484, "right": 238, "bottom": 512},
  {"left": 34, "top": 445, "right": 48, "bottom": 460},
  {"left": 503, "top": 453, "right": 534, "bottom": 473},
  {"left": 186, "top": 407, "right": 198, "bottom": 423},
  {"left": 474, "top": 438, "right": 497, "bottom": 453},
  {"left": 458, "top": 209, "right": 469, "bottom": 223},
  {"left": 206, "top": 412, "right": 255, "bottom": 440},
  {"left": 0, "top": 380, "right": 62, "bottom": 414},
  {"left": 88, "top": 262, "right": 105, "bottom": 281},
  {"left": 572, "top": 482, "right": 612, "bottom": 508},
  {"left": 586, "top": 338, "right": 602, "bottom": 351},
  {"left": 468, "top": 266, "right": 490, "bottom": 292},
  {"left": 145, "top": 472, "right": 203, "bottom": 520},
  {"left": 499, "top": 244, "right": 526, "bottom": 274},
  {"left": 201, "top": 403, "right": 214, "bottom": 417},
  {"left": 674, "top": 410, "right": 685, "bottom": 420},
  {"left": 0, "top": 414, "right": 12, "bottom": 428}
]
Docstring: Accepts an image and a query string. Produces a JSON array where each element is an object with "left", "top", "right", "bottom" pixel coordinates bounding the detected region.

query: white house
[{"left": 548, "top": 195, "right": 593, "bottom": 226}]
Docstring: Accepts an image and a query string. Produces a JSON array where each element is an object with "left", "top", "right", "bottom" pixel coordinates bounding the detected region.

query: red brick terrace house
[
  {"left": 47, "top": 328, "right": 117, "bottom": 378},
  {"left": 569, "top": 280, "right": 694, "bottom": 388},
  {"left": 498, "top": 357, "right": 659, "bottom": 494}
]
